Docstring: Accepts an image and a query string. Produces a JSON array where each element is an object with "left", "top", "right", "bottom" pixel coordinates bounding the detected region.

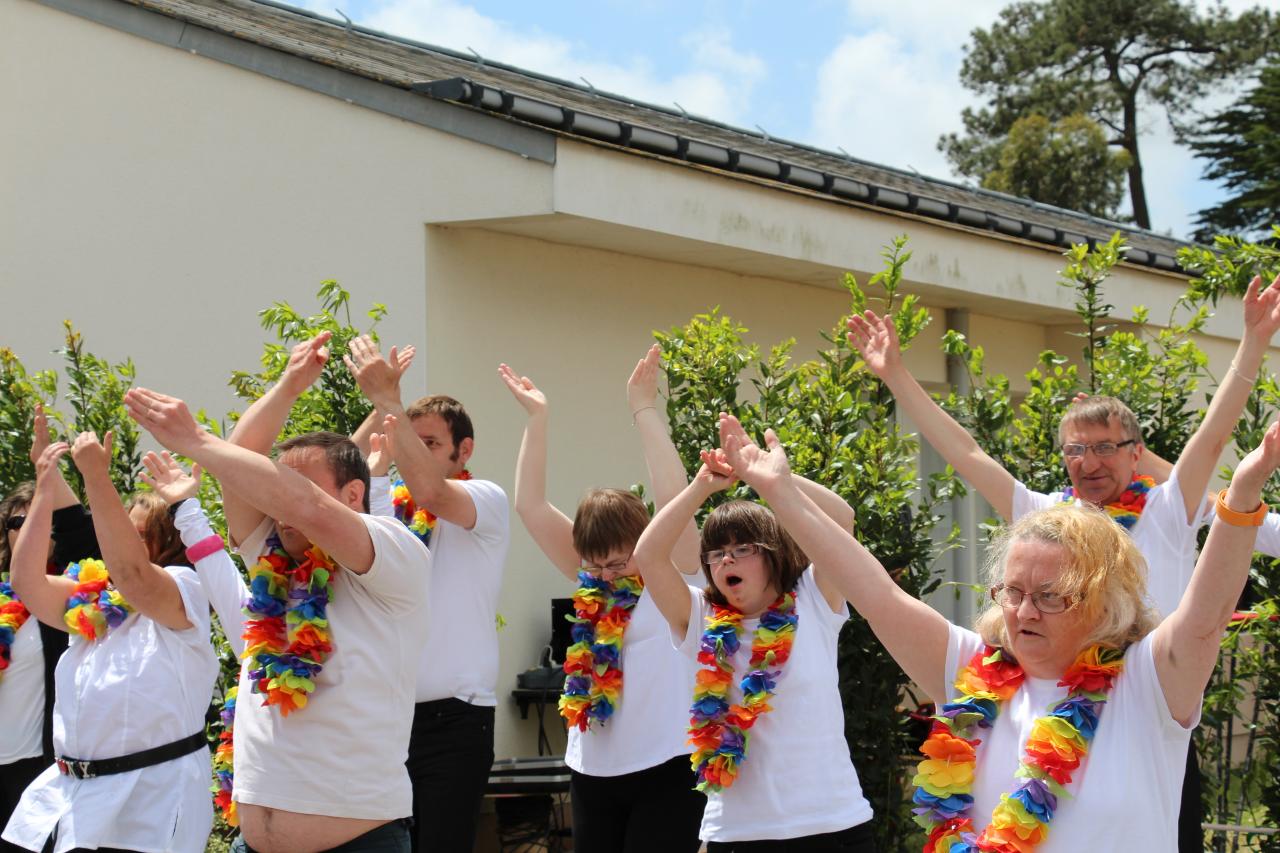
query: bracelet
[
  {"left": 1229, "top": 362, "right": 1258, "bottom": 385},
  {"left": 631, "top": 405, "right": 657, "bottom": 423},
  {"left": 186, "top": 534, "right": 226, "bottom": 563},
  {"left": 1215, "top": 489, "right": 1268, "bottom": 527}
]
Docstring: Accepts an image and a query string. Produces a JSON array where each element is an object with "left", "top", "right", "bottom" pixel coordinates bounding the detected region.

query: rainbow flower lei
[
  {"left": 242, "top": 535, "right": 337, "bottom": 715},
  {"left": 559, "top": 572, "right": 644, "bottom": 731},
  {"left": 392, "top": 470, "right": 472, "bottom": 546},
  {"left": 0, "top": 573, "right": 32, "bottom": 680},
  {"left": 63, "top": 559, "right": 133, "bottom": 640},
  {"left": 211, "top": 686, "right": 237, "bottom": 826},
  {"left": 912, "top": 644, "right": 1125, "bottom": 852},
  {"left": 1062, "top": 475, "right": 1154, "bottom": 530},
  {"left": 688, "top": 591, "right": 798, "bottom": 793}
]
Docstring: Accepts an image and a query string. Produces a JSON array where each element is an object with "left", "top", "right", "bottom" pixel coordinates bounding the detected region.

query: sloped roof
[{"left": 120, "top": 0, "right": 1190, "bottom": 270}]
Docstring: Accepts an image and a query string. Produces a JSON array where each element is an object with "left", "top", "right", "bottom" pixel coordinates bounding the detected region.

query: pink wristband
[{"left": 186, "top": 534, "right": 226, "bottom": 564}]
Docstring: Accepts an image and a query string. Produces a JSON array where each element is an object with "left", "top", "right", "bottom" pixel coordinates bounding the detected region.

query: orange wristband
[{"left": 1215, "top": 489, "right": 1268, "bottom": 527}]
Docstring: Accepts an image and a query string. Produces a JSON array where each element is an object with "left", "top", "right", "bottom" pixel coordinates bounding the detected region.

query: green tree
[
  {"left": 940, "top": 0, "right": 1274, "bottom": 229},
  {"left": 1191, "top": 60, "right": 1280, "bottom": 243},
  {"left": 0, "top": 348, "right": 58, "bottom": 491},
  {"left": 982, "top": 114, "right": 1131, "bottom": 218}
]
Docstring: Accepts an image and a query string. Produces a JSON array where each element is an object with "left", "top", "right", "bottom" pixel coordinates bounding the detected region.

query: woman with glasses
[
  {"left": 498, "top": 345, "right": 706, "bottom": 853},
  {"left": 0, "top": 407, "right": 97, "bottom": 853},
  {"left": 633, "top": 415, "right": 876, "bottom": 852},
  {"left": 3, "top": 431, "right": 218, "bottom": 853},
  {"left": 704, "top": 412, "right": 1280, "bottom": 852}
]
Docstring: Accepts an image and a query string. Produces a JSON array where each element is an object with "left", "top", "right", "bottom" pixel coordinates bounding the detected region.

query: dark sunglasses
[{"left": 4, "top": 515, "right": 25, "bottom": 532}]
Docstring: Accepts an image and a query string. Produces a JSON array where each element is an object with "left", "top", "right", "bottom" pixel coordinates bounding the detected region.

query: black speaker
[{"left": 549, "top": 597, "right": 574, "bottom": 665}]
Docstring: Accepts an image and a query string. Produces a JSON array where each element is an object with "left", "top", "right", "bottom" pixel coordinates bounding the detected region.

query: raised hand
[
  {"left": 1243, "top": 274, "right": 1280, "bottom": 347},
  {"left": 125, "top": 388, "right": 204, "bottom": 457},
  {"left": 367, "top": 431, "right": 394, "bottom": 478},
  {"left": 279, "top": 332, "right": 333, "bottom": 397},
  {"left": 693, "top": 448, "right": 737, "bottom": 494},
  {"left": 395, "top": 344, "right": 416, "bottom": 379},
  {"left": 846, "top": 311, "right": 903, "bottom": 380},
  {"left": 140, "top": 450, "right": 202, "bottom": 505},
  {"left": 1232, "top": 419, "right": 1280, "bottom": 498},
  {"left": 720, "top": 414, "right": 790, "bottom": 490},
  {"left": 344, "top": 335, "right": 403, "bottom": 410},
  {"left": 30, "top": 402, "right": 54, "bottom": 465},
  {"left": 627, "top": 344, "right": 662, "bottom": 414},
  {"left": 498, "top": 364, "right": 548, "bottom": 417},
  {"left": 70, "top": 431, "right": 114, "bottom": 479},
  {"left": 34, "top": 442, "right": 70, "bottom": 484}
]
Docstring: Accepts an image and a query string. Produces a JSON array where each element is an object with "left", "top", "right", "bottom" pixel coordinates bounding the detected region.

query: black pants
[
  {"left": 706, "top": 822, "right": 877, "bottom": 853},
  {"left": 1179, "top": 738, "right": 1203, "bottom": 853},
  {"left": 405, "top": 698, "right": 494, "bottom": 853},
  {"left": 2, "top": 756, "right": 47, "bottom": 853},
  {"left": 232, "top": 820, "right": 411, "bottom": 853},
  {"left": 569, "top": 754, "right": 704, "bottom": 853}
]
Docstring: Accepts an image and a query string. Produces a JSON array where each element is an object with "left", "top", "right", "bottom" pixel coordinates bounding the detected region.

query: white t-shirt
[
  {"left": 0, "top": 618, "right": 44, "bottom": 763},
  {"left": 1252, "top": 511, "right": 1280, "bottom": 558},
  {"left": 413, "top": 478, "right": 509, "bottom": 706},
  {"left": 941, "top": 624, "right": 1193, "bottom": 852},
  {"left": 1012, "top": 470, "right": 1203, "bottom": 619},
  {"left": 566, "top": 585, "right": 700, "bottom": 777},
  {"left": 677, "top": 567, "right": 874, "bottom": 842},
  {"left": 3, "top": 566, "right": 219, "bottom": 853},
  {"left": 174, "top": 498, "right": 248, "bottom": 657},
  {"left": 232, "top": 514, "right": 430, "bottom": 819}
]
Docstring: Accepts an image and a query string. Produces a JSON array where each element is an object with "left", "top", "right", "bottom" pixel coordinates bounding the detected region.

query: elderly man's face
[{"left": 1061, "top": 418, "right": 1142, "bottom": 506}]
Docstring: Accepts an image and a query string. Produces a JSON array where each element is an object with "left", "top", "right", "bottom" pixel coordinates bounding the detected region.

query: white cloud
[{"left": 295, "top": 0, "right": 764, "bottom": 125}]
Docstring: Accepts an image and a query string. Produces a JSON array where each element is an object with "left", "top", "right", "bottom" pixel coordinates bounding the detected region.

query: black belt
[{"left": 56, "top": 731, "right": 207, "bottom": 779}]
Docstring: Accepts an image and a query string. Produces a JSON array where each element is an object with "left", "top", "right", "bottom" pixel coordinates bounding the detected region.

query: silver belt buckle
[{"left": 76, "top": 760, "right": 95, "bottom": 779}]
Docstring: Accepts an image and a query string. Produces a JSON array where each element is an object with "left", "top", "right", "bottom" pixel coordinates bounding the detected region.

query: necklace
[
  {"left": 392, "top": 470, "right": 472, "bottom": 547},
  {"left": 63, "top": 559, "right": 134, "bottom": 640},
  {"left": 241, "top": 535, "right": 337, "bottom": 715},
  {"left": 0, "top": 573, "right": 32, "bottom": 679},
  {"left": 912, "top": 644, "right": 1124, "bottom": 852},
  {"left": 559, "top": 572, "right": 643, "bottom": 731},
  {"left": 688, "top": 590, "right": 798, "bottom": 793},
  {"left": 1061, "top": 475, "right": 1154, "bottom": 530},
  {"left": 211, "top": 686, "right": 237, "bottom": 826}
]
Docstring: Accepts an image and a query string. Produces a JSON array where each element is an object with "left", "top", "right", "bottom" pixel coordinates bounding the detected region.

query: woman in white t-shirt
[
  {"left": 498, "top": 347, "right": 706, "bottom": 852},
  {"left": 704, "top": 416, "right": 1280, "bottom": 852},
  {"left": 3, "top": 433, "right": 219, "bottom": 853},
  {"left": 633, "top": 416, "right": 876, "bottom": 852}
]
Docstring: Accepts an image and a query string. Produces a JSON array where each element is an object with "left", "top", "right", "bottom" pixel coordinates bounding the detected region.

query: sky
[{"left": 289, "top": 0, "right": 1262, "bottom": 240}]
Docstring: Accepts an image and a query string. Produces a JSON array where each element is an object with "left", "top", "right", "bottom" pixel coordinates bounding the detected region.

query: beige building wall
[{"left": 4, "top": 0, "right": 1272, "bottom": 764}]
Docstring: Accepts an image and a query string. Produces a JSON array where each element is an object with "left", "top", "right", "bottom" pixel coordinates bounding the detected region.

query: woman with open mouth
[
  {"left": 691, "top": 414, "right": 1280, "bottom": 853},
  {"left": 634, "top": 414, "right": 877, "bottom": 852}
]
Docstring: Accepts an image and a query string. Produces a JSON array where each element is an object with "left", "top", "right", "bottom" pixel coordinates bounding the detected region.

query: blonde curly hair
[{"left": 974, "top": 503, "right": 1157, "bottom": 653}]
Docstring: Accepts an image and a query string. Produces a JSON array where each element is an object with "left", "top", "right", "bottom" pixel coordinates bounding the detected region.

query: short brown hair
[
  {"left": 572, "top": 489, "right": 649, "bottom": 563},
  {"left": 699, "top": 500, "right": 808, "bottom": 607},
  {"left": 126, "top": 491, "right": 189, "bottom": 568},
  {"left": 975, "top": 504, "right": 1157, "bottom": 653},
  {"left": 0, "top": 481, "right": 36, "bottom": 575},
  {"left": 406, "top": 395, "right": 474, "bottom": 448},
  {"left": 1058, "top": 396, "right": 1142, "bottom": 447},
  {"left": 274, "top": 431, "right": 371, "bottom": 512}
]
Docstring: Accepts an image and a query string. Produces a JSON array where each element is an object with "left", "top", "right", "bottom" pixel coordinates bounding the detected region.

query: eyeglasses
[
  {"left": 990, "top": 584, "right": 1075, "bottom": 614},
  {"left": 582, "top": 554, "right": 632, "bottom": 575},
  {"left": 1061, "top": 439, "right": 1137, "bottom": 458},
  {"left": 702, "top": 543, "right": 766, "bottom": 567},
  {"left": 4, "top": 515, "right": 25, "bottom": 532}
]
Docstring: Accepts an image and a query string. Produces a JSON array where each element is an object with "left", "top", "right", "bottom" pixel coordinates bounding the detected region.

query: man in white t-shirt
[
  {"left": 346, "top": 335, "right": 509, "bottom": 853},
  {"left": 846, "top": 272, "right": 1280, "bottom": 853},
  {"left": 124, "top": 332, "right": 430, "bottom": 853}
]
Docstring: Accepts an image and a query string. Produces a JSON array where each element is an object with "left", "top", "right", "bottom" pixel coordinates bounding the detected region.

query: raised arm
[
  {"left": 347, "top": 336, "right": 477, "bottom": 529},
  {"left": 223, "top": 333, "right": 332, "bottom": 544},
  {"left": 126, "top": 388, "right": 377, "bottom": 574},
  {"left": 1171, "top": 274, "right": 1280, "bottom": 523},
  {"left": 1155, "top": 419, "right": 1280, "bottom": 726},
  {"left": 634, "top": 458, "right": 733, "bottom": 639},
  {"left": 31, "top": 403, "right": 78, "bottom": 512},
  {"left": 350, "top": 345, "right": 415, "bottom": 456},
  {"left": 71, "top": 432, "right": 191, "bottom": 630},
  {"left": 10, "top": 444, "right": 77, "bottom": 629},
  {"left": 849, "top": 312, "right": 1017, "bottom": 520},
  {"left": 629, "top": 345, "right": 700, "bottom": 575},
  {"left": 498, "top": 364, "right": 578, "bottom": 580},
  {"left": 722, "top": 421, "right": 951, "bottom": 702},
  {"left": 142, "top": 450, "right": 247, "bottom": 652}
]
